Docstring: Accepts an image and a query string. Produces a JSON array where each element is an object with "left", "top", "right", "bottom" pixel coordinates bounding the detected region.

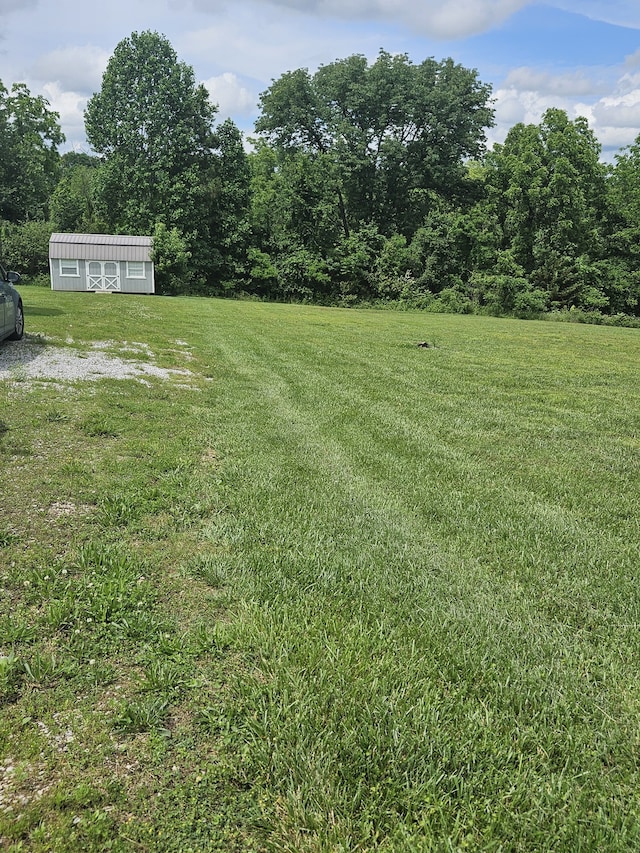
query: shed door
[{"left": 87, "top": 261, "right": 121, "bottom": 292}]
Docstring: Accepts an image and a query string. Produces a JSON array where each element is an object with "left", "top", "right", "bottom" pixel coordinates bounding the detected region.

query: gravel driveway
[{"left": 0, "top": 336, "right": 193, "bottom": 385}]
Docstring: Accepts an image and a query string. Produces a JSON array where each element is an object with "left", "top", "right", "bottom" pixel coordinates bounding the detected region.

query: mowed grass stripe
[
  {"left": 2, "top": 291, "right": 640, "bottom": 850},
  {"left": 201, "top": 303, "right": 637, "bottom": 607},
  {"left": 176, "top": 302, "right": 640, "bottom": 848}
]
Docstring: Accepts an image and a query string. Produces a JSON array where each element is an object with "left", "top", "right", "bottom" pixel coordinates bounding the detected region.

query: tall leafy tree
[
  {"left": 246, "top": 140, "right": 342, "bottom": 300},
  {"left": 206, "top": 118, "right": 253, "bottom": 292},
  {"left": 602, "top": 136, "right": 640, "bottom": 314},
  {"left": 256, "top": 51, "right": 494, "bottom": 239},
  {"left": 85, "top": 31, "right": 219, "bottom": 288},
  {"left": 484, "top": 108, "right": 608, "bottom": 310},
  {"left": 0, "top": 81, "right": 64, "bottom": 223}
]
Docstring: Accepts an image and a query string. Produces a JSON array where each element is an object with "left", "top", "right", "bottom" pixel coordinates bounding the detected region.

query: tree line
[{"left": 2, "top": 30, "right": 640, "bottom": 322}]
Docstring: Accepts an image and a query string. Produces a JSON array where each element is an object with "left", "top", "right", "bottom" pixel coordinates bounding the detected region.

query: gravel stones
[{"left": 0, "top": 337, "right": 193, "bottom": 385}]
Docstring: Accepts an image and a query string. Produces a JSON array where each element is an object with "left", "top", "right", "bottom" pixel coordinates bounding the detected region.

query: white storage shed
[{"left": 49, "top": 233, "right": 155, "bottom": 294}]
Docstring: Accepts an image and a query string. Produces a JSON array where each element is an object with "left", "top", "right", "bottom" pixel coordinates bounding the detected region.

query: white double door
[{"left": 87, "top": 261, "right": 121, "bottom": 292}]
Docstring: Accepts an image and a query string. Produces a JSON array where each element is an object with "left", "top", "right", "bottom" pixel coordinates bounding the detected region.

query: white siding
[{"left": 49, "top": 233, "right": 154, "bottom": 294}]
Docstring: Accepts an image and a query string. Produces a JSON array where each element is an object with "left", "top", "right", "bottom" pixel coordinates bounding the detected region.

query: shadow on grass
[{"left": 27, "top": 307, "right": 64, "bottom": 316}]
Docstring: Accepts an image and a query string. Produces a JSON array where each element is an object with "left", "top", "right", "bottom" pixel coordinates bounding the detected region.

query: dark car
[{"left": 0, "top": 263, "right": 24, "bottom": 342}]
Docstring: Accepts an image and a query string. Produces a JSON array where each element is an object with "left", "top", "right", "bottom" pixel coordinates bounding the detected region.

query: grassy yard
[{"left": 1, "top": 288, "right": 640, "bottom": 851}]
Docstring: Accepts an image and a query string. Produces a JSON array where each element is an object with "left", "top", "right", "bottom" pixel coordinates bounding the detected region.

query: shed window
[
  {"left": 126, "top": 261, "right": 145, "bottom": 278},
  {"left": 60, "top": 259, "right": 79, "bottom": 276}
]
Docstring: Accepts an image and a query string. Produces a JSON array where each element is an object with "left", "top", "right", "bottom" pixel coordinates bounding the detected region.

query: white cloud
[
  {"left": 623, "top": 50, "right": 640, "bottom": 68},
  {"left": 189, "top": 0, "right": 530, "bottom": 39},
  {"left": 29, "top": 45, "right": 109, "bottom": 94},
  {"left": 202, "top": 72, "right": 256, "bottom": 118},
  {"left": 404, "top": 0, "right": 530, "bottom": 39},
  {"left": 586, "top": 66, "right": 640, "bottom": 149},
  {"left": 503, "top": 67, "right": 599, "bottom": 97},
  {"left": 3, "top": 0, "right": 640, "bottom": 158},
  {"left": 590, "top": 125, "right": 638, "bottom": 151},
  {"left": 40, "top": 82, "right": 89, "bottom": 149},
  {"left": 489, "top": 59, "right": 640, "bottom": 156},
  {"left": 616, "top": 69, "right": 640, "bottom": 91},
  {"left": 592, "top": 92, "right": 640, "bottom": 128},
  {"left": 487, "top": 86, "right": 572, "bottom": 148},
  {"left": 166, "top": 0, "right": 640, "bottom": 35},
  {"left": 180, "top": 8, "right": 383, "bottom": 83}
]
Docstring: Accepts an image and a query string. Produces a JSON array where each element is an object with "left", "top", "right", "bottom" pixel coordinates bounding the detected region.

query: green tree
[
  {"left": 603, "top": 136, "right": 640, "bottom": 315},
  {"left": 276, "top": 246, "right": 331, "bottom": 302},
  {"left": 1, "top": 219, "right": 54, "bottom": 277},
  {"left": 250, "top": 143, "right": 341, "bottom": 254},
  {"left": 484, "top": 108, "right": 608, "bottom": 310},
  {"left": 50, "top": 152, "right": 102, "bottom": 232},
  {"left": 247, "top": 141, "right": 342, "bottom": 301},
  {"left": 256, "top": 51, "right": 494, "bottom": 240},
  {"left": 206, "top": 119, "right": 252, "bottom": 293},
  {"left": 407, "top": 209, "right": 467, "bottom": 299},
  {"left": 151, "top": 221, "right": 192, "bottom": 294},
  {"left": 0, "top": 81, "right": 64, "bottom": 223},
  {"left": 330, "top": 223, "right": 386, "bottom": 302},
  {"left": 85, "top": 31, "right": 218, "bottom": 288}
]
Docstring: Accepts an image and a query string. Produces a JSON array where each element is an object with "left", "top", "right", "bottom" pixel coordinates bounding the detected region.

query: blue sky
[{"left": 1, "top": 0, "right": 639, "bottom": 159}]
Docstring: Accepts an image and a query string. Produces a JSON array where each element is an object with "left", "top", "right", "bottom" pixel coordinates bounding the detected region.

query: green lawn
[{"left": 1, "top": 289, "right": 640, "bottom": 851}]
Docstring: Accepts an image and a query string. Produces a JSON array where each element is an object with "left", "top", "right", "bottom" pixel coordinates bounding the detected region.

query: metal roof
[{"left": 49, "top": 233, "right": 153, "bottom": 262}]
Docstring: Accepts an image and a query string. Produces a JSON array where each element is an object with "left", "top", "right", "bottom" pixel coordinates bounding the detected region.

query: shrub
[
  {"left": 513, "top": 287, "right": 548, "bottom": 317},
  {"left": 429, "top": 286, "right": 474, "bottom": 314},
  {"left": 1, "top": 220, "right": 53, "bottom": 276},
  {"left": 276, "top": 247, "right": 331, "bottom": 302}
]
